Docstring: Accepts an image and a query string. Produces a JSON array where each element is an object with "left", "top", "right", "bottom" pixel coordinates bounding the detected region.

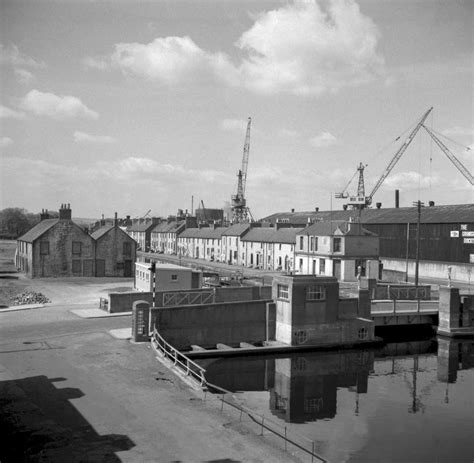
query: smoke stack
[{"left": 395, "top": 189, "right": 400, "bottom": 208}]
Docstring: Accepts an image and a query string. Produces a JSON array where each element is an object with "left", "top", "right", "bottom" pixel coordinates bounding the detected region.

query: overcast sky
[{"left": 1, "top": 0, "right": 472, "bottom": 219}]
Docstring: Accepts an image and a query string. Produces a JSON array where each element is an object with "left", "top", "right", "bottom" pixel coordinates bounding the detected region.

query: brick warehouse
[{"left": 16, "top": 204, "right": 137, "bottom": 278}]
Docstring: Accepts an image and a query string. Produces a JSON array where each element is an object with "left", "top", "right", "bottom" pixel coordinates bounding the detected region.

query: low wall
[
  {"left": 108, "top": 285, "right": 272, "bottom": 313},
  {"left": 151, "top": 299, "right": 273, "bottom": 350},
  {"left": 381, "top": 258, "right": 473, "bottom": 283}
]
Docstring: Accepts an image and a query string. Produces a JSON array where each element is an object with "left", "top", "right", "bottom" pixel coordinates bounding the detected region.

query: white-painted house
[{"left": 294, "top": 220, "right": 380, "bottom": 282}]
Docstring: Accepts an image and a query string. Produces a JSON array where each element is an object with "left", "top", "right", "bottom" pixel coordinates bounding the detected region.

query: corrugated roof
[
  {"left": 261, "top": 204, "right": 474, "bottom": 225},
  {"left": 222, "top": 223, "right": 251, "bottom": 236},
  {"left": 18, "top": 219, "right": 59, "bottom": 242},
  {"left": 178, "top": 227, "right": 228, "bottom": 239}
]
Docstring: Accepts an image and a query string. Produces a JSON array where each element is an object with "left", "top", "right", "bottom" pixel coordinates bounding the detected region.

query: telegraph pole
[{"left": 412, "top": 200, "right": 424, "bottom": 287}]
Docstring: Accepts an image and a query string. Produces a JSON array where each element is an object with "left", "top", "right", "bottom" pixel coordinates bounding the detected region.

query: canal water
[{"left": 199, "top": 337, "right": 474, "bottom": 463}]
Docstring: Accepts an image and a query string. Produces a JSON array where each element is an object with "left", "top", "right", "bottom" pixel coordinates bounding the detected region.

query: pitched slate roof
[
  {"left": 90, "top": 225, "right": 114, "bottom": 240},
  {"left": 18, "top": 219, "right": 59, "bottom": 242},
  {"left": 222, "top": 223, "right": 251, "bottom": 236},
  {"left": 129, "top": 221, "right": 157, "bottom": 232},
  {"left": 241, "top": 227, "right": 304, "bottom": 243},
  {"left": 298, "top": 220, "right": 376, "bottom": 237},
  {"left": 178, "top": 227, "right": 228, "bottom": 239}
]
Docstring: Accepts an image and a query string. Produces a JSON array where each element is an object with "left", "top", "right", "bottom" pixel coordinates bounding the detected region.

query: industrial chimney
[{"left": 395, "top": 189, "right": 400, "bottom": 208}]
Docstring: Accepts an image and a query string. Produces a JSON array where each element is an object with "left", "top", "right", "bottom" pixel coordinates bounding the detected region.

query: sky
[{"left": 0, "top": 0, "right": 472, "bottom": 220}]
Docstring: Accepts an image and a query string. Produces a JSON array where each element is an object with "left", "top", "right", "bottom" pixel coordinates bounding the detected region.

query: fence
[
  {"left": 151, "top": 328, "right": 327, "bottom": 462},
  {"left": 202, "top": 382, "right": 327, "bottom": 463},
  {"left": 151, "top": 328, "right": 206, "bottom": 386},
  {"left": 371, "top": 299, "right": 438, "bottom": 314},
  {"left": 162, "top": 289, "right": 215, "bottom": 307}
]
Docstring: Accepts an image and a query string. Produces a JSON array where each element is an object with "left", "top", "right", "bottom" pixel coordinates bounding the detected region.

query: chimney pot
[{"left": 376, "top": 202, "right": 382, "bottom": 209}]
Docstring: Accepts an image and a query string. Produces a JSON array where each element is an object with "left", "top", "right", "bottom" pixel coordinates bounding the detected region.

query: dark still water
[{"left": 199, "top": 338, "right": 474, "bottom": 463}]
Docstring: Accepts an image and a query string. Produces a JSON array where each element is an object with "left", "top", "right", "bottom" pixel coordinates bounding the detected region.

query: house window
[
  {"left": 279, "top": 244, "right": 282, "bottom": 251},
  {"left": 123, "top": 242, "right": 132, "bottom": 255},
  {"left": 310, "top": 236, "right": 314, "bottom": 251},
  {"left": 307, "top": 285, "right": 326, "bottom": 300},
  {"left": 314, "top": 237, "right": 318, "bottom": 251},
  {"left": 319, "top": 258, "right": 325, "bottom": 274},
  {"left": 355, "top": 259, "right": 366, "bottom": 277},
  {"left": 294, "top": 330, "right": 308, "bottom": 344},
  {"left": 299, "top": 258, "right": 303, "bottom": 271},
  {"left": 40, "top": 241, "right": 49, "bottom": 255},
  {"left": 358, "top": 327, "right": 368, "bottom": 340},
  {"left": 72, "top": 260, "right": 81, "bottom": 274},
  {"left": 72, "top": 241, "right": 82, "bottom": 255},
  {"left": 171, "top": 274, "right": 178, "bottom": 281},
  {"left": 277, "top": 284, "right": 289, "bottom": 300},
  {"left": 299, "top": 236, "right": 304, "bottom": 250},
  {"left": 333, "top": 237, "right": 342, "bottom": 252}
]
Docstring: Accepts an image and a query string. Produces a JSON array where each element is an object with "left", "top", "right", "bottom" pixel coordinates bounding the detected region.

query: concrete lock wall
[
  {"left": 151, "top": 300, "right": 271, "bottom": 350},
  {"left": 107, "top": 285, "right": 273, "bottom": 313}
]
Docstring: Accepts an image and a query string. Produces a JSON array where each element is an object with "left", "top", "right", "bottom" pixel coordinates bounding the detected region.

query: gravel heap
[{"left": 11, "top": 291, "right": 51, "bottom": 306}]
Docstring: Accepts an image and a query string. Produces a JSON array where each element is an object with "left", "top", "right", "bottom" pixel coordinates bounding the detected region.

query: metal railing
[
  {"left": 203, "top": 382, "right": 327, "bottom": 463},
  {"left": 162, "top": 289, "right": 215, "bottom": 307},
  {"left": 150, "top": 329, "right": 327, "bottom": 462},
  {"left": 151, "top": 328, "right": 206, "bottom": 386},
  {"left": 371, "top": 299, "right": 438, "bottom": 314}
]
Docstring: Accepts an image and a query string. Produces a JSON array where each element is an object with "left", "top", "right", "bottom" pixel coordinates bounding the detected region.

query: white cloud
[
  {"left": 15, "top": 68, "right": 35, "bottom": 84},
  {"left": 0, "top": 137, "right": 13, "bottom": 148},
  {"left": 383, "top": 171, "right": 441, "bottom": 190},
  {"left": 309, "top": 131, "right": 338, "bottom": 148},
  {"left": 74, "top": 131, "right": 116, "bottom": 144},
  {"left": 110, "top": 36, "right": 233, "bottom": 85},
  {"left": 0, "top": 104, "right": 25, "bottom": 119},
  {"left": 236, "top": 0, "right": 383, "bottom": 95},
  {"left": 93, "top": 0, "right": 383, "bottom": 96},
  {"left": 82, "top": 56, "right": 109, "bottom": 70},
  {"left": 0, "top": 44, "right": 44, "bottom": 68},
  {"left": 20, "top": 90, "right": 99, "bottom": 119},
  {"left": 442, "top": 126, "right": 474, "bottom": 137},
  {"left": 220, "top": 118, "right": 248, "bottom": 131},
  {"left": 278, "top": 128, "right": 300, "bottom": 138}
]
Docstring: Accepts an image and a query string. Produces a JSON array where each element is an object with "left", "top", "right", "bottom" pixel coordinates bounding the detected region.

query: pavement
[{"left": 0, "top": 282, "right": 300, "bottom": 463}]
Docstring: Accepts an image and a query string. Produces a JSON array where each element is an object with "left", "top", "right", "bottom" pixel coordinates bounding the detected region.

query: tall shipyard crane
[
  {"left": 336, "top": 107, "right": 433, "bottom": 209},
  {"left": 231, "top": 117, "right": 252, "bottom": 223},
  {"left": 421, "top": 125, "right": 473, "bottom": 185}
]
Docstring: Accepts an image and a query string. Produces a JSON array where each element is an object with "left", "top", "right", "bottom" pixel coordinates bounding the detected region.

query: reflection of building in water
[
  {"left": 437, "top": 338, "right": 474, "bottom": 384},
  {"left": 269, "top": 351, "right": 373, "bottom": 423}
]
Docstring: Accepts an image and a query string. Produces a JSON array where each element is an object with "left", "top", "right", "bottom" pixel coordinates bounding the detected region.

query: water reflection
[{"left": 202, "top": 338, "right": 473, "bottom": 424}]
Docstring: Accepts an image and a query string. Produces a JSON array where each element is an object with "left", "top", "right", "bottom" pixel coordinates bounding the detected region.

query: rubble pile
[{"left": 11, "top": 291, "right": 51, "bottom": 306}]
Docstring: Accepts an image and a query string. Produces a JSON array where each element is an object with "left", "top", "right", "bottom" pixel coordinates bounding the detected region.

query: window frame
[
  {"left": 40, "top": 241, "right": 49, "bottom": 255},
  {"left": 277, "top": 284, "right": 289, "bottom": 300},
  {"left": 72, "top": 241, "right": 82, "bottom": 255},
  {"left": 306, "top": 285, "right": 326, "bottom": 301}
]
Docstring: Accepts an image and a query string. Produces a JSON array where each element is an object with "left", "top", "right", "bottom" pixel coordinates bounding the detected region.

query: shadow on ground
[{"left": 0, "top": 375, "right": 134, "bottom": 462}]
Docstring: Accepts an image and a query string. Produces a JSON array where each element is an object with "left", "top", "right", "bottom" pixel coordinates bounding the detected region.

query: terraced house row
[{"left": 140, "top": 218, "right": 380, "bottom": 282}]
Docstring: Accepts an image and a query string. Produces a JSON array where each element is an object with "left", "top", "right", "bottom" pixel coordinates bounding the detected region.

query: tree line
[{"left": 0, "top": 208, "right": 56, "bottom": 239}]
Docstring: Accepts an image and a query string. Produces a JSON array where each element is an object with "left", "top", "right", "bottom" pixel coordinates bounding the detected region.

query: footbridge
[{"left": 370, "top": 299, "right": 438, "bottom": 326}]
